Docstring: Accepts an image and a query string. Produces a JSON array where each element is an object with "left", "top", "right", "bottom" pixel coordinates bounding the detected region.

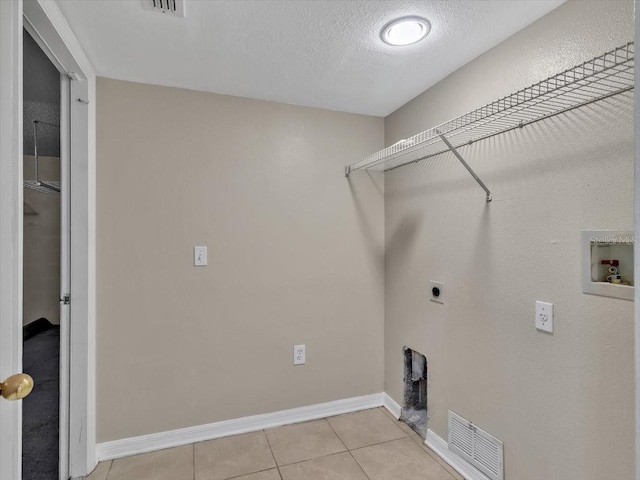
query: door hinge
[{"left": 60, "top": 294, "right": 70, "bottom": 305}]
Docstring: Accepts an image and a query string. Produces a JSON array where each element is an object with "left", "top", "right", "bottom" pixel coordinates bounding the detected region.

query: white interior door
[
  {"left": 5, "top": 2, "right": 96, "bottom": 477},
  {"left": 0, "top": 1, "right": 25, "bottom": 480},
  {"left": 59, "top": 74, "right": 71, "bottom": 480}
]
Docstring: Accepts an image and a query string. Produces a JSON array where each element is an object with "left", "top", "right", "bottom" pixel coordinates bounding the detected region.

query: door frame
[
  {"left": 0, "top": 2, "right": 25, "bottom": 480},
  {"left": 635, "top": 3, "right": 640, "bottom": 480},
  {"left": 1, "top": 1, "right": 97, "bottom": 478},
  {"left": 59, "top": 72, "right": 71, "bottom": 480}
]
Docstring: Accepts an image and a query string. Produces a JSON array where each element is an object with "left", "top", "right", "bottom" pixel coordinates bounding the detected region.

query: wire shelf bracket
[
  {"left": 24, "top": 120, "right": 61, "bottom": 195},
  {"left": 345, "top": 42, "right": 634, "bottom": 202},
  {"left": 437, "top": 131, "right": 491, "bottom": 202}
]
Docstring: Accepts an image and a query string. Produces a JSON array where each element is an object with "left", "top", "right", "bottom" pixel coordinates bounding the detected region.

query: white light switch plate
[
  {"left": 194, "top": 246, "right": 207, "bottom": 266},
  {"left": 535, "top": 301, "right": 553, "bottom": 333}
]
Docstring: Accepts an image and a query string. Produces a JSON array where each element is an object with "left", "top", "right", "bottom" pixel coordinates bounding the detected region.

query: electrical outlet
[
  {"left": 430, "top": 281, "right": 444, "bottom": 304},
  {"left": 194, "top": 246, "right": 207, "bottom": 266},
  {"left": 293, "top": 344, "right": 305, "bottom": 365},
  {"left": 535, "top": 301, "right": 554, "bottom": 333}
]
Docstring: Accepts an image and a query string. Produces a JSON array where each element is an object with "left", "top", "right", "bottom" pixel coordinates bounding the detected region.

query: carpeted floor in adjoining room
[{"left": 22, "top": 326, "right": 60, "bottom": 480}]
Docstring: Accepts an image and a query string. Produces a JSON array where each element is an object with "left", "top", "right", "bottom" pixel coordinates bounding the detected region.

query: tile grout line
[
  {"left": 322, "top": 417, "right": 349, "bottom": 452},
  {"left": 414, "top": 443, "right": 461, "bottom": 480},
  {"left": 270, "top": 449, "right": 351, "bottom": 469},
  {"left": 377, "top": 407, "right": 461, "bottom": 480},
  {"left": 348, "top": 436, "right": 410, "bottom": 454},
  {"left": 346, "top": 449, "right": 373, "bottom": 480},
  {"left": 368, "top": 407, "right": 457, "bottom": 480},
  {"left": 376, "top": 409, "right": 461, "bottom": 480},
  {"left": 262, "top": 429, "right": 283, "bottom": 480},
  {"left": 323, "top": 417, "right": 373, "bottom": 480},
  {"left": 221, "top": 466, "right": 281, "bottom": 480},
  {"left": 256, "top": 418, "right": 353, "bottom": 470},
  {"left": 268, "top": 420, "right": 412, "bottom": 470},
  {"left": 104, "top": 459, "right": 114, "bottom": 480}
]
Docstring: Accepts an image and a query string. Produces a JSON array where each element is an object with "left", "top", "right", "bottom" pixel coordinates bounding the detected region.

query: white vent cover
[
  {"left": 448, "top": 411, "right": 504, "bottom": 480},
  {"left": 142, "top": 0, "right": 185, "bottom": 17}
]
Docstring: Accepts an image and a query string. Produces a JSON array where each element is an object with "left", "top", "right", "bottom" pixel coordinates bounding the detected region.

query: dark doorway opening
[{"left": 22, "top": 27, "right": 62, "bottom": 480}]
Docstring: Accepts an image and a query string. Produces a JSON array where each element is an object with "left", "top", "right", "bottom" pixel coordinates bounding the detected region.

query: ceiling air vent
[
  {"left": 142, "top": 0, "right": 185, "bottom": 17},
  {"left": 448, "top": 411, "right": 504, "bottom": 480}
]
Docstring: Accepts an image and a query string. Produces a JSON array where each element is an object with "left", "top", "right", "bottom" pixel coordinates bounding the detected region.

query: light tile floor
[{"left": 87, "top": 407, "right": 463, "bottom": 480}]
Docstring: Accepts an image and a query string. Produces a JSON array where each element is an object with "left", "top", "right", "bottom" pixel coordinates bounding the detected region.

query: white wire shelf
[
  {"left": 24, "top": 181, "right": 60, "bottom": 194},
  {"left": 346, "top": 42, "right": 634, "bottom": 191}
]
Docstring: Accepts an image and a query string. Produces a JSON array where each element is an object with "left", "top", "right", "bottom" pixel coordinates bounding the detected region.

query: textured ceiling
[{"left": 56, "top": 0, "right": 564, "bottom": 116}]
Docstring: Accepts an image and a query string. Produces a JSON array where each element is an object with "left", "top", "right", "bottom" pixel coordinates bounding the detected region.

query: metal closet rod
[{"left": 33, "top": 120, "right": 59, "bottom": 128}]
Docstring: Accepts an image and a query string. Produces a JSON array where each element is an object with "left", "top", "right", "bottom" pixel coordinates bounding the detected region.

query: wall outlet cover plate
[
  {"left": 535, "top": 301, "right": 553, "bottom": 333},
  {"left": 293, "top": 344, "right": 305, "bottom": 365},
  {"left": 430, "top": 281, "right": 444, "bottom": 304}
]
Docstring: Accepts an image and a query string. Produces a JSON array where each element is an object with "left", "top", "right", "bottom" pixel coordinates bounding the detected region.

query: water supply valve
[{"left": 601, "top": 260, "right": 621, "bottom": 284}]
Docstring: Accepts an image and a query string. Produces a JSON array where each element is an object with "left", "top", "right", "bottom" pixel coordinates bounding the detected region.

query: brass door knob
[{"left": 0, "top": 373, "right": 34, "bottom": 401}]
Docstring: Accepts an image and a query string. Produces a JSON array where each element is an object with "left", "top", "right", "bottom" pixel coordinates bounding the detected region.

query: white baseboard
[
  {"left": 382, "top": 392, "right": 402, "bottom": 419},
  {"left": 425, "top": 429, "right": 491, "bottom": 480},
  {"left": 97, "top": 391, "right": 493, "bottom": 480},
  {"left": 96, "top": 393, "right": 384, "bottom": 461}
]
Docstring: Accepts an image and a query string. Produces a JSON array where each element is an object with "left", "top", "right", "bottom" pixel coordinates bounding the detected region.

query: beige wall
[
  {"left": 23, "top": 155, "right": 60, "bottom": 326},
  {"left": 96, "top": 78, "right": 385, "bottom": 442},
  {"left": 384, "top": 1, "right": 634, "bottom": 479},
  {"left": 96, "top": 1, "right": 636, "bottom": 475}
]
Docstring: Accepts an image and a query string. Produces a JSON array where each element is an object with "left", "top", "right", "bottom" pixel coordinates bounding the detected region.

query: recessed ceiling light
[{"left": 381, "top": 16, "right": 430, "bottom": 46}]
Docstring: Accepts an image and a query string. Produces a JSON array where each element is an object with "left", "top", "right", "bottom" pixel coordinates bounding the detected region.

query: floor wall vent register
[
  {"left": 448, "top": 410, "right": 504, "bottom": 480},
  {"left": 142, "top": 0, "right": 185, "bottom": 17}
]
